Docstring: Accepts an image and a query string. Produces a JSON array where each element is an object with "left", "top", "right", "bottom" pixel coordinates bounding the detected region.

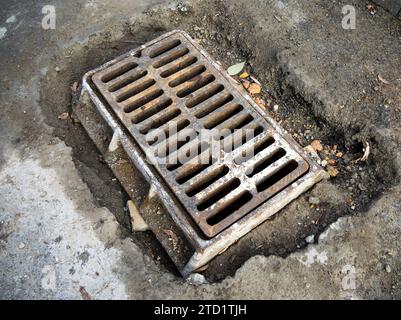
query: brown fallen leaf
[
  {"left": 310, "top": 140, "right": 323, "bottom": 152},
  {"left": 327, "top": 165, "right": 339, "bottom": 177},
  {"left": 327, "top": 159, "right": 337, "bottom": 166},
  {"left": 239, "top": 72, "right": 249, "bottom": 79},
  {"left": 254, "top": 97, "right": 266, "bottom": 109},
  {"left": 336, "top": 152, "right": 343, "bottom": 158},
  {"left": 248, "top": 83, "right": 261, "bottom": 95},
  {"left": 79, "top": 286, "right": 92, "bottom": 300},
  {"left": 378, "top": 74, "right": 390, "bottom": 85},
  {"left": 58, "top": 112, "right": 69, "bottom": 120}
]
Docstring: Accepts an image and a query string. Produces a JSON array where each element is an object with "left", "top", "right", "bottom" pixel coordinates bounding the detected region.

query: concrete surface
[{"left": 1, "top": 0, "right": 400, "bottom": 299}]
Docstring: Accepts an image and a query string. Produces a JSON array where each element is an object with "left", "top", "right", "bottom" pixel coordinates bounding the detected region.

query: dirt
[{"left": 35, "top": 0, "right": 401, "bottom": 283}]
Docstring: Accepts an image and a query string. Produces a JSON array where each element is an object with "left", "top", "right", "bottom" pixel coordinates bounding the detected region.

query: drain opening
[
  {"left": 197, "top": 178, "right": 241, "bottom": 211},
  {"left": 256, "top": 160, "right": 299, "bottom": 192},
  {"left": 207, "top": 191, "right": 253, "bottom": 225}
]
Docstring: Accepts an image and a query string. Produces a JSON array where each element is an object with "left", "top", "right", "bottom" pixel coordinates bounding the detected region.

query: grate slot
[
  {"left": 160, "top": 55, "right": 198, "bottom": 78},
  {"left": 197, "top": 178, "right": 241, "bottom": 211},
  {"left": 130, "top": 97, "right": 173, "bottom": 124},
  {"left": 206, "top": 191, "right": 253, "bottom": 226},
  {"left": 100, "top": 61, "right": 138, "bottom": 83},
  {"left": 115, "top": 78, "right": 156, "bottom": 102},
  {"left": 108, "top": 69, "right": 148, "bottom": 92},
  {"left": 246, "top": 148, "right": 287, "bottom": 178},
  {"left": 146, "top": 117, "right": 190, "bottom": 146},
  {"left": 203, "top": 103, "right": 244, "bottom": 129},
  {"left": 193, "top": 92, "right": 234, "bottom": 117},
  {"left": 148, "top": 39, "right": 182, "bottom": 58},
  {"left": 185, "top": 165, "right": 230, "bottom": 197},
  {"left": 256, "top": 160, "right": 299, "bottom": 193},
  {"left": 168, "top": 65, "right": 206, "bottom": 87},
  {"left": 152, "top": 46, "right": 190, "bottom": 69},
  {"left": 176, "top": 74, "right": 216, "bottom": 98},
  {"left": 139, "top": 107, "right": 181, "bottom": 134},
  {"left": 185, "top": 83, "right": 225, "bottom": 108},
  {"left": 234, "top": 135, "right": 275, "bottom": 165}
]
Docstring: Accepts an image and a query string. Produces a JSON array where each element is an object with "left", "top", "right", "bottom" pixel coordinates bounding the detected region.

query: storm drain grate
[
  {"left": 92, "top": 32, "right": 310, "bottom": 238},
  {"left": 80, "top": 30, "right": 326, "bottom": 275}
]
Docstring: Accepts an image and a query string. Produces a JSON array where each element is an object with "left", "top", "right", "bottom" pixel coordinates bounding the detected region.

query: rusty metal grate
[{"left": 91, "top": 31, "right": 311, "bottom": 238}]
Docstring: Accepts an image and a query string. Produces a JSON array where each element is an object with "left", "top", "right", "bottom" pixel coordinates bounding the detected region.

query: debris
[
  {"left": 254, "top": 97, "right": 266, "bottom": 109},
  {"left": 163, "top": 229, "right": 178, "bottom": 250},
  {"left": 250, "top": 75, "right": 262, "bottom": 87},
  {"left": 186, "top": 273, "right": 207, "bottom": 285},
  {"left": 327, "top": 159, "right": 336, "bottom": 166},
  {"left": 327, "top": 165, "right": 339, "bottom": 177},
  {"left": 308, "top": 196, "right": 320, "bottom": 205},
  {"left": 305, "top": 235, "right": 315, "bottom": 244},
  {"left": 336, "top": 152, "right": 343, "bottom": 158},
  {"left": 55, "top": 66, "right": 61, "bottom": 72},
  {"left": 274, "top": 15, "right": 282, "bottom": 22},
  {"left": 247, "top": 82, "right": 261, "bottom": 95},
  {"left": 195, "top": 264, "right": 209, "bottom": 272},
  {"left": 321, "top": 160, "right": 328, "bottom": 167},
  {"left": 273, "top": 104, "right": 279, "bottom": 112},
  {"left": 385, "top": 265, "right": 392, "bottom": 273},
  {"left": 18, "top": 242, "right": 25, "bottom": 249},
  {"left": 355, "top": 142, "right": 370, "bottom": 163},
  {"left": 367, "top": 4, "right": 377, "bottom": 15},
  {"left": 310, "top": 140, "right": 323, "bottom": 152},
  {"left": 127, "top": 200, "right": 149, "bottom": 232},
  {"left": 71, "top": 81, "right": 78, "bottom": 94},
  {"left": 239, "top": 72, "right": 249, "bottom": 79},
  {"left": 227, "top": 61, "right": 245, "bottom": 76},
  {"left": 79, "top": 286, "right": 92, "bottom": 300},
  {"left": 378, "top": 74, "right": 390, "bottom": 85},
  {"left": 58, "top": 112, "right": 69, "bottom": 120}
]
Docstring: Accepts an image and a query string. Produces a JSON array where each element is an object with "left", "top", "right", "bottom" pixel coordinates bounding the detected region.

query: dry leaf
[
  {"left": 248, "top": 83, "right": 261, "bottom": 95},
  {"left": 254, "top": 97, "right": 266, "bottom": 109},
  {"left": 58, "top": 112, "right": 69, "bottom": 120},
  {"left": 378, "top": 74, "right": 390, "bottom": 85},
  {"left": 239, "top": 72, "right": 249, "bottom": 79},
  {"left": 79, "top": 286, "right": 92, "bottom": 300},
  {"left": 327, "top": 166, "right": 339, "bottom": 177},
  {"left": 227, "top": 61, "right": 245, "bottom": 76},
  {"left": 327, "top": 159, "right": 337, "bottom": 166},
  {"left": 336, "top": 152, "right": 343, "bottom": 158},
  {"left": 310, "top": 140, "right": 323, "bottom": 152}
]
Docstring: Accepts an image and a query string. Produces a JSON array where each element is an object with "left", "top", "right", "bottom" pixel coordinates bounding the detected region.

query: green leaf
[{"left": 227, "top": 61, "right": 245, "bottom": 76}]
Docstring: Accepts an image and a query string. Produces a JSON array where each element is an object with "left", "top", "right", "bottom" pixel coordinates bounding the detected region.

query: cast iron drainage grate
[{"left": 76, "top": 30, "right": 327, "bottom": 276}]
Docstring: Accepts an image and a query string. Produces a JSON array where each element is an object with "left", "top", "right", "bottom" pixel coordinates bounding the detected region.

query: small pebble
[
  {"left": 321, "top": 160, "right": 327, "bottom": 167},
  {"left": 273, "top": 104, "right": 279, "bottom": 112},
  {"left": 18, "top": 242, "right": 25, "bottom": 249},
  {"left": 385, "top": 265, "right": 391, "bottom": 273},
  {"left": 308, "top": 196, "right": 320, "bottom": 205},
  {"left": 55, "top": 66, "right": 60, "bottom": 72},
  {"left": 305, "top": 235, "right": 315, "bottom": 244}
]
